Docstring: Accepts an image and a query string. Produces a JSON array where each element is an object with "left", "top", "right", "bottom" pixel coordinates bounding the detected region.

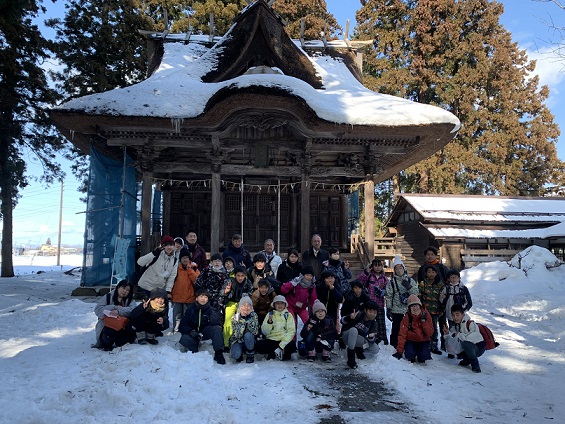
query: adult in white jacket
[{"left": 137, "top": 235, "right": 178, "bottom": 297}]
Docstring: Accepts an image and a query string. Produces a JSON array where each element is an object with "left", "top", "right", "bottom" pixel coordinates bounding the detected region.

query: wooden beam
[
  {"left": 364, "top": 178, "right": 375, "bottom": 259},
  {"left": 141, "top": 172, "right": 153, "bottom": 254},
  {"left": 211, "top": 173, "right": 221, "bottom": 254},
  {"left": 300, "top": 174, "right": 311, "bottom": 252}
]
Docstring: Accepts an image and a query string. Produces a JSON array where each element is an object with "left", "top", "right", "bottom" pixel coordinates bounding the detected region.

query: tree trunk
[{"left": 0, "top": 134, "right": 15, "bottom": 277}]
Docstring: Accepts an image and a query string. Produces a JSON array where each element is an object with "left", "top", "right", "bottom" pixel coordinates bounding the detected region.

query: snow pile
[{"left": 1, "top": 249, "right": 564, "bottom": 422}]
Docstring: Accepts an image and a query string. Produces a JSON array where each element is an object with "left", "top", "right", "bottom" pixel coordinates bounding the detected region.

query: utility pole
[{"left": 56, "top": 180, "right": 63, "bottom": 266}]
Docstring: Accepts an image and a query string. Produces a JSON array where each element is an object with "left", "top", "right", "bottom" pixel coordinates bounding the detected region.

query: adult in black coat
[
  {"left": 222, "top": 234, "right": 252, "bottom": 269},
  {"left": 276, "top": 248, "right": 303, "bottom": 284},
  {"left": 129, "top": 288, "right": 170, "bottom": 345},
  {"left": 301, "top": 234, "right": 329, "bottom": 280},
  {"left": 178, "top": 289, "right": 226, "bottom": 364},
  {"left": 315, "top": 270, "right": 344, "bottom": 327}
]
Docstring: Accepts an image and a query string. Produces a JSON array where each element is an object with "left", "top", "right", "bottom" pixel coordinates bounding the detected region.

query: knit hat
[
  {"left": 302, "top": 265, "right": 315, "bottom": 276},
  {"left": 223, "top": 256, "right": 235, "bottom": 266},
  {"left": 407, "top": 295, "right": 422, "bottom": 307},
  {"left": 150, "top": 288, "right": 168, "bottom": 300},
  {"left": 179, "top": 248, "right": 190, "bottom": 259},
  {"left": 393, "top": 255, "right": 404, "bottom": 268},
  {"left": 210, "top": 253, "right": 222, "bottom": 261},
  {"left": 161, "top": 235, "right": 174, "bottom": 246},
  {"left": 238, "top": 295, "right": 253, "bottom": 309},
  {"left": 196, "top": 288, "right": 210, "bottom": 298},
  {"left": 271, "top": 295, "right": 288, "bottom": 308},
  {"left": 312, "top": 299, "right": 326, "bottom": 314},
  {"left": 258, "top": 278, "right": 271, "bottom": 288},
  {"left": 234, "top": 265, "right": 247, "bottom": 275},
  {"left": 174, "top": 237, "right": 184, "bottom": 245}
]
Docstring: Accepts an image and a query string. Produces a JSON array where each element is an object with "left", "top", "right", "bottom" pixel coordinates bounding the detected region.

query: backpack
[{"left": 466, "top": 320, "right": 499, "bottom": 350}]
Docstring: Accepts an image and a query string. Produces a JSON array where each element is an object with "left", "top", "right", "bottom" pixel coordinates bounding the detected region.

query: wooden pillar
[
  {"left": 211, "top": 172, "right": 221, "bottom": 254},
  {"left": 141, "top": 171, "right": 153, "bottom": 254},
  {"left": 340, "top": 194, "right": 348, "bottom": 250},
  {"left": 290, "top": 193, "right": 298, "bottom": 248},
  {"left": 364, "top": 178, "right": 375, "bottom": 259},
  {"left": 300, "top": 174, "right": 310, "bottom": 252}
]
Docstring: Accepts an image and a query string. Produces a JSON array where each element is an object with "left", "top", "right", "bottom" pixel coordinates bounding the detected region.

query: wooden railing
[
  {"left": 351, "top": 235, "right": 398, "bottom": 270},
  {"left": 461, "top": 248, "right": 520, "bottom": 264}
]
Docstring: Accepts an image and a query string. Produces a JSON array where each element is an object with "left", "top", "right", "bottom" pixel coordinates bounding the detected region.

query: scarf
[
  {"left": 187, "top": 243, "right": 197, "bottom": 253},
  {"left": 299, "top": 277, "right": 314, "bottom": 289}
]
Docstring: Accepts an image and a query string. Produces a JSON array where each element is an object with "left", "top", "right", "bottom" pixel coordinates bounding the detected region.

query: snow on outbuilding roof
[
  {"left": 397, "top": 194, "right": 565, "bottom": 223},
  {"left": 426, "top": 221, "right": 565, "bottom": 239}
]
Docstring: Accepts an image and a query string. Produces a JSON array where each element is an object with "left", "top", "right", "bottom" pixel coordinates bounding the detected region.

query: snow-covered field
[{"left": 0, "top": 248, "right": 563, "bottom": 423}]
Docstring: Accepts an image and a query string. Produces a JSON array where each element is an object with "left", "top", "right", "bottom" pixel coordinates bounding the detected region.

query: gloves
[
  {"left": 392, "top": 352, "right": 403, "bottom": 360},
  {"left": 291, "top": 278, "right": 299, "bottom": 287},
  {"left": 375, "top": 287, "right": 386, "bottom": 298},
  {"left": 189, "top": 330, "right": 201, "bottom": 340},
  {"left": 420, "top": 312, "right": 427, "bottom": 322},
  {"left": 274, "top": 347, "right": 284, "bottom": 360},
  {"left": 309, "top": 319, "right": 317, "bottom": 326},
  {"left": 152, "top": 248, "right": 161, "bottom": 257},
  {"left": 401, "top": 278, "right": 411, "bottom": 289},
  {"left": 386, "top": 309, "right": 393, "bottom": 322}
]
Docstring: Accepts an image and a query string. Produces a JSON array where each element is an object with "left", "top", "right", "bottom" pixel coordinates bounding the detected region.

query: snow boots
[
  {"left": 355, "top": 347, "right": 366, "bottom": 360},
  {"left": 214, "top": 349, "right": 226, "bottom": 365},
  {"left": 145, "top": 333, "right": 158, "bottom": 345},
  {"left": 347, "top": 349, "right": 358, "bottom": 369},
  {"left": 136, "top": 331, "right": 147, "bottom": 345},
  {"left": 246, "top": 351, "right": 255, "bottom": 364}
]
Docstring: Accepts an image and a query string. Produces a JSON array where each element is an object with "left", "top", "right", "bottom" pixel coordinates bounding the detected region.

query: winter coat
[
  {"left": 186, "top": 243, "right": 208, "bottom": 271},
  {"left": 94, "top": 290, "right": 136, "bottom": 340},
  {"left": 261, "top": 308, "right": 296, "bottom": 348},
  {"left": 396, "top": 308, "right": 435, "bottom": 354},
  {"left": 137, "top": 250, "right": 178, "bottom": 293},
  {"left": 418, "top": 277, "right": 445, "bottom": 315},
  {"left": 129, "top": 300, "right": 170, "bottom": 332},
  {"left": 302, "top": 247, "right": 329, "bottom": 279},
  {"left": 224, "top": 276, "right": 254, "bottom": 304},
  {"left": 446, "top": 313, "right": 484, "bottom": 345},
  {"left": 280, "top": 277, "right": 318, "bottom": 312},
  {"left": 261, "top": 250, "right": 283, "bottom": 277},
  {"left": 171, "top": 261, "right": 200, "bottom": 304},
  {"left": 340, "top": 311, "right": 381, "bottom": 343},
  {"left": 223, "top": 242, "right": 252, "bottom": 269},
  {"left": 322, "top": 259, "right": 352, "bottom": 293},
  {"left": 299, "top": 315, "right": 338, "bottom": 343},
  {"left": 229, "top": 311, "right": 260, "bottom": 345},
  {"left": 341, "top": 290, "right": 370, "bottom": 317},
  {"left": 440, "top": 283, "right": 473, "bottom": 320},
  {"left": 357, "top": 270, "right": 388, "bottom": 308},
  {"left": 178, "top": 301, "right": 222, "bottom": 335},
  {"left": 251, "top": 288, "right": 275, "bottom": 320},
  {"left": 194, "top": 265, "right": 229, "bottom": 310},
  {"left": 247, "top": 265, "right": 279, "bottom": 291},
  {"left": 315, "top": 280, "right": 344, "bottom": 320},
  {"left": 276, "top": 259, "right": 303, "bottom": 284},
  {"left": 385, "top": 274, "right": 419, "bottom": 315}
]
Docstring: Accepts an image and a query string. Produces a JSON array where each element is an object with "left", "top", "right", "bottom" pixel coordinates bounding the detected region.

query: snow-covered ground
[{"left": 0, "top": 247, "right": 563, "bottom": 423}]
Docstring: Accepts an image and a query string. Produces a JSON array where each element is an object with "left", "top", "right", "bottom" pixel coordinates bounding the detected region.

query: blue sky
[{"left": 10, "top": 0, "right": 565, "bottom": 248}]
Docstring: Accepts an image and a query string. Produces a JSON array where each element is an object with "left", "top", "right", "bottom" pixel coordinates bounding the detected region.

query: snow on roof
[
  {"left": 427, "top": 221, "right": 565, "bottom": 239},
  {"left": 402, "top": 194, "right": 565, "bottom": 223},
  {"left": 57, "top": 41, "right": 461, "bottom": 129}
]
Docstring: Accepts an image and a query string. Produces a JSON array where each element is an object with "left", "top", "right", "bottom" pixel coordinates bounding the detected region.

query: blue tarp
[{"left": 81, "top": 147, "right": 137, "bottom": 287}]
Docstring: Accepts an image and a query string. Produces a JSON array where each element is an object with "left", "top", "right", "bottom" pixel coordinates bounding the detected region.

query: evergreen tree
[
  {"left": 0, "top": 0, "right": 67, "bottom": 277},
  {"left": 273, "top": 0, "right": 340, "bottom": 39},
  {"left": 47, "top": 0, "right": 155, "bottom": 98},
  {"left": 356, "top": 0, "right": 563, "bottom": 196}
]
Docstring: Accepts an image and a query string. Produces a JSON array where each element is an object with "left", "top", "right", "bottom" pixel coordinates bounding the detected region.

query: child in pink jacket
[{"left": 280, "top": 265, "right": 318, "bottom": 341}]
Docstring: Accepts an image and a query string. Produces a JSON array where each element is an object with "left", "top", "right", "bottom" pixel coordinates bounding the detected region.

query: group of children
[{"left": 93, "top": 241, "right": 487, "bottom": 372}]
